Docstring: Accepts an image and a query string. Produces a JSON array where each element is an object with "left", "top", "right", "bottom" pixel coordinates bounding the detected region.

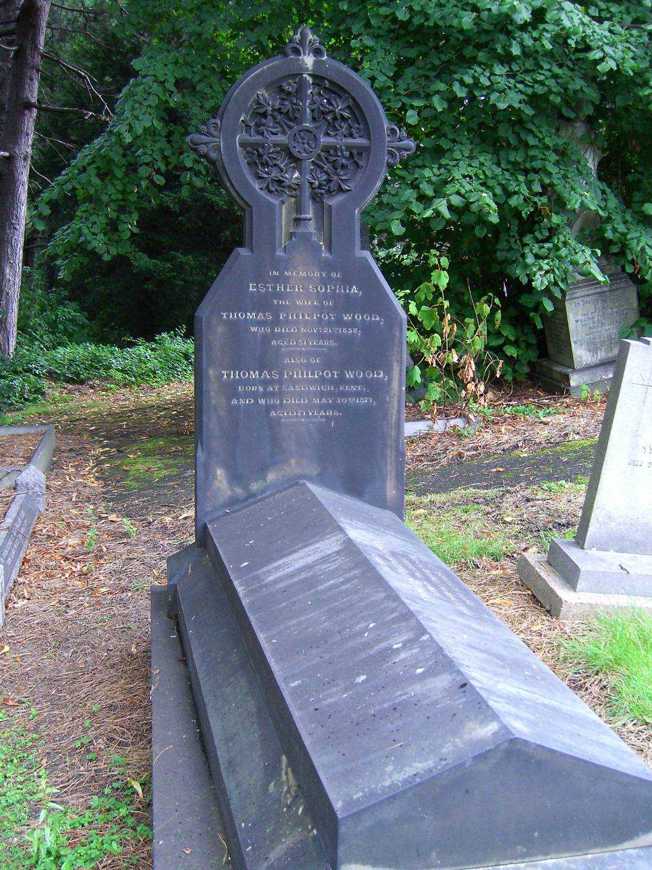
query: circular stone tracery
[
  {"left": 287, "top": 125, "right": 321, "bottom": 160},
  {"left": 238, "top": 74, "right": 370, "bottom": 202}
]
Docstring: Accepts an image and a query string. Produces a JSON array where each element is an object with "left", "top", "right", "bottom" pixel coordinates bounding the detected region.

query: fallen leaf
[{"left": 128, "top": 778, "right": 143, "bottom": 800}]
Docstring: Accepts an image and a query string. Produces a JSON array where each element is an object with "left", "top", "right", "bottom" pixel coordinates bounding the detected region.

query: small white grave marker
[{"left": 519, "top": 338, "right": 652, "bottom": 618}]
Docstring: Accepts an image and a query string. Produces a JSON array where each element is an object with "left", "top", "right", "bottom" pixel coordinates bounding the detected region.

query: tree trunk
[
  {"left": 0, "top": 0, "right": 51, "bottom": 359},
  {"left": 0, "top": 2, "right": 20, "bottom": 135}
]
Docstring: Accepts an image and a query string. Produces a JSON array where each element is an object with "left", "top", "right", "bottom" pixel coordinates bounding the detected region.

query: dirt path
[
  {"left": 408, "top": 438, "right": 596, "bottom": 495},
  {"left": 1, "top": 384, "right": 196, "bottom": 868}
]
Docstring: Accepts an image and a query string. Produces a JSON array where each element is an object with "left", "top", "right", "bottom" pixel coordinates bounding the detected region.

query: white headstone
[
  {"left": 577, "top": 337, "right": 652, "bottom": 555},
  {"left": 519, "top": 338, "right": 652, "bottom": 617}
]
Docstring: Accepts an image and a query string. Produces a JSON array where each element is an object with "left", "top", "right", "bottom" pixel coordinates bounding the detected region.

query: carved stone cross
[{"left": 189, "top": 26, "right": 414, "bottom": 244}]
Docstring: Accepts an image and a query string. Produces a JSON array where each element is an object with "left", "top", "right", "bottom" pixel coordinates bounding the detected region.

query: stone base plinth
[
  {"left": 518, "top": 551, "right": 652, "bottom": 620},
  {"left": 548, "top": 538, "right": 652, "bottom": 596},
  {"left": 534, "top": 358, "right": 615, "bottom": 396}
]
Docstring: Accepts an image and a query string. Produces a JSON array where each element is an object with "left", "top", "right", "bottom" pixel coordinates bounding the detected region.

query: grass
[
  {"left": 472, "top": 402, "right": 562, "bottom": 422},
  {"left": 0, "top": 719, "right": 150, "bottom": 868},
  {"left": 553, "top": 437, "right": 597, "bottom": 453},
  {"left": 539, "top": 477, "right": 588, "bottom": 495},
  {"left": 0, "top": 727, "right": 50, "bottom": 867},
  {"left": 538, "top": 526, "right": 576, "bottom": 550},
  {"left": 502, "top": 403, "right": 562, "bottom": 420},
  {"left": 0, "top": 393, "right": 74, "bottom": 426},
  {"left": 407, "top": 498, "right": 510, "bottom": 565},
  {"left": 562, "top": 612, "right": 652, "bottom": 725}
]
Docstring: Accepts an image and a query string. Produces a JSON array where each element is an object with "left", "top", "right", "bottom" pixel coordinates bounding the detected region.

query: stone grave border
[
  {"left": 152, "top": 553, "right": 652, "bottom": 870},
  {"left": 0, "top": 424, "right": 55, "bottom": 625}
]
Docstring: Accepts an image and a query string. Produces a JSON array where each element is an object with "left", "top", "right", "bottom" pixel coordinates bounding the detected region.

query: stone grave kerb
[{"left": 187, "top": 26, "right": 415, "bottom": 542}]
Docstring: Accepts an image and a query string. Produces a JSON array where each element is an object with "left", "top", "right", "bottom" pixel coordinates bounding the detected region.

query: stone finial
[
  {"left": 386, "top": 124, "right": 416, "bottom": 167},
  {"left": 284, "top": 25, "right": 327, "bottom": 60},
  {"left": 187, "top": 116, "right": 221, "bottom": 166}
]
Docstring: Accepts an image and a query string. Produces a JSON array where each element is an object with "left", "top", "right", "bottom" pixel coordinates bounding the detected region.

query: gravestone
[
  {"left": 151, "top": 26, "right": 652, "bottom": 870},
  {"left": 536, "top": 261, "right": 639, "bottom": 396},
  {"left": 187, "top": 26, "right": 411, "bottom": 537},
  {"left": 520, "top": 337, "right": 652, "bottom": 618}
]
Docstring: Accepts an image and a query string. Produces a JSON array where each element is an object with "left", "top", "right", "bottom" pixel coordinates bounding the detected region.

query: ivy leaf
[{"left": 541, "top": 297, "right": 555, "bottom": 313}]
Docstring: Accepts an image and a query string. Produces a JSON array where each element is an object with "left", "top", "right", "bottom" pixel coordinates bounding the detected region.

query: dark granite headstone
[
  {"left": 152, "top": 26, "right": 652, "bottom": 870},
  {"left": 187, "top": 26, "right": 413, "bottom": 539}
]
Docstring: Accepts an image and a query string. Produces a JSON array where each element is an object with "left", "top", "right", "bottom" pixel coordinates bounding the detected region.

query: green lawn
[{"left": 562, "top": 612, "right": 652, "bottom": 725}]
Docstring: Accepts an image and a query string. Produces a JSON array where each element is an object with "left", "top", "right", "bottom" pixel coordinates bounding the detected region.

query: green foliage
[
  {"left": 25, "top": 782, "right": 150, "bottom": 869},
  {"left": 398, "top": 252, "right": 504, "bottom": 405},
  {"left": 32, "top": 1, "right": 652, "bottom": 381},
  {"left": 0, "top": 722, "right": 149, "bottom": 869},
  {"left": 0, "top": 332, "right": 194, "bottom": 410},
  {"left": 0, "top": 371, "right": 47, "bottom": 411},
  {"left": 18, "top": 271, "right": 92, "bottom": 351},
  {"left": 562, "top": 612, "right": 652, "bottom": 724},
  {"left": 502, "top": 403, "right": 562, "bottom": 419},
  {"left": 37, "top": 332, "right": 193, "bottom": 386},
  {"left": 353, "top": 0, "right": 652, "bottom": 380},
  {"left": 0, "top": 730, "right": 50, "bottom": 867},
  {"left": 538, "top": 525, "right": 576, "bottom": 550}
]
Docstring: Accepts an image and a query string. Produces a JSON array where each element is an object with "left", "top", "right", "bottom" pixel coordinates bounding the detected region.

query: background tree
[{"left": 25, "top": 0, "right": 652, "bottom": 386}]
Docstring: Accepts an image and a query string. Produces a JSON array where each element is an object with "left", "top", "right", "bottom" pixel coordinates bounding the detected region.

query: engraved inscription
[
  {"left": 218, "top": 269, "right": 390, "bottom": 423},
  {"left": 626, "top": 373, "right": 652, "bottom": 471},
  {"left": 545, "top": 283, "right": 639, "bottom": 369}
]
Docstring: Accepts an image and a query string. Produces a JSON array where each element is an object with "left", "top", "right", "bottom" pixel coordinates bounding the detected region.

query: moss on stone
[{"left": 107, "top": 435, "right": 193, "bottom": 490}]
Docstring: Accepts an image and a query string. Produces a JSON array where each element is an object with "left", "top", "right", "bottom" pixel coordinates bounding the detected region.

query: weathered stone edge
[
  {"left": 517, "top": 551, "right": 652, "bottom": 620},
  {"left": 533, "top": 359, "right": 616, "bottom": 396},
  {"left": 0, "top": 424, "right": 55, "bottom": 625},
  {"left": 494, "top": 846, "right": 652, "bottom": 868}
]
